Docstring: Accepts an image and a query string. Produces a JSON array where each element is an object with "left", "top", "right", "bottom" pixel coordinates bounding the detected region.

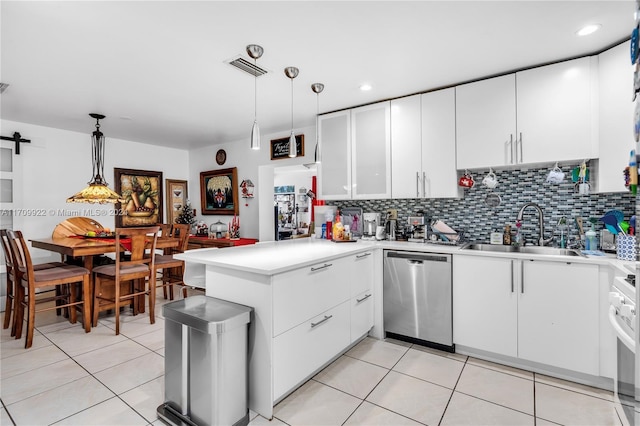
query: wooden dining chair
[
  {"left": 154, "top": 224, "right": 190, "bottom": 300},
  {"left": 1, "top": 229, "right": 67, "bottom": 337},
  {"left": 92, "top": 226, "right": 159, "bottom": 335},
  {"left": 8, "top": 230, "right": 91, "bottom": 348}
]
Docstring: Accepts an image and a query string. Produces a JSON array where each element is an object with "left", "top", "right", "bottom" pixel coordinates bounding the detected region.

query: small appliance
[
  {"left": 362, "top": 212, "right": 380, "bottom": 240},
  {"left": 601, "top": 230, "right": 617, "bottom": 253},
  {"left": 407, "top": 216, "right": 426, "bottom": 242}
]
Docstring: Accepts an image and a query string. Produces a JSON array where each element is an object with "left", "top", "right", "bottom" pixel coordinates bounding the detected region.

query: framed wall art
[
  {"left": 270, "top": 134, "right": 304, "bottom": 160},
  {"left": 165, "top": 179, "right": 188, "bottom": 225},
  {"left": 115, "top": 168, "right": 163, "bottom": 227},
  {"left": 200, "top": 167, "right": 239, "bottom": 215}
]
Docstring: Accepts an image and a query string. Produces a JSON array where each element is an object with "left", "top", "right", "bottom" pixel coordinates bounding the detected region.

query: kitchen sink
[{"left": 462, "top": 243, "right": 585, "bottom": 257}]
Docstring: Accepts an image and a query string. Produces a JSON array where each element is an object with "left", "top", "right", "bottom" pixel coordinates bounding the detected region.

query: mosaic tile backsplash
[{"left": 330, "top": 163, "right": 635, "bottom": 246}]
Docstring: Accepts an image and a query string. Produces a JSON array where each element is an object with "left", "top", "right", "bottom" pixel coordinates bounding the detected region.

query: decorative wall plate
[{"left": 216, "top": 149, "right": 227, "bottom": 165}]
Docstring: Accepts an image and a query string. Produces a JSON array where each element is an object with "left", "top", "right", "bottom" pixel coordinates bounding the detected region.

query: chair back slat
[
  {"left": 0, "top": 229, "right": 14, "bottom": 270},
  {"left": 7, "top": 230, "right": 32, "bottom": 277},
  {"left": 170, "top": 224, "right": 190, "bottom": 253},
  {"left": 114, "top": 226, "right": 159, "bottom": 270}
]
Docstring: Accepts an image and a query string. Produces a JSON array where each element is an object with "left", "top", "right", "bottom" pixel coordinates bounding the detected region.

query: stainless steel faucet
[{"left": 515, "top": 202, "right": 554, "bottom": 246}]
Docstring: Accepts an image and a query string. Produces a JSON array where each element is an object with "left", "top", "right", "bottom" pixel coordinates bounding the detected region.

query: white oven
[{"left": 609, "top": 274, "right": 637, "bottom": 426}]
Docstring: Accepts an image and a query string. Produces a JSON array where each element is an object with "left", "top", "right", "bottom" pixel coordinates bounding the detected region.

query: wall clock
[{"left": 215, "top": 149, "right": 227, "bottom": 165}]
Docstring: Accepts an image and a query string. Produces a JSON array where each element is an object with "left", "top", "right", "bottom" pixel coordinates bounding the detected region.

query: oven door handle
[{"left": 609, "top": 305, "right": 636, "bottom": 353}]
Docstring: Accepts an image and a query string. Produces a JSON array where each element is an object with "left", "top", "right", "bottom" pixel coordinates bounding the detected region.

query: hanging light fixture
[
  {"left": 311, "top": 83, "right": 324, "bottom": 163},
  {"left": 66, "top": 114, "right": 124, "bottom": 204},
  {"left": 284, "top": 66, "right": 299, "bottom": 158},
  {"left": 247, "top": 44, "right": 264, "bottom": 150}
]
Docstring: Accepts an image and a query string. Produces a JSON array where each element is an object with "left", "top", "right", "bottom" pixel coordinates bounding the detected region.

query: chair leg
[
  {"left": 25, "top": 288, "right": 36, "bottom": 349},
  {"left": 92, "top": 276, "right": 100, "bottom": 328},
  {"left": 3, "top": 276, "right": 13, "bottom": 330},
  {"left": 114, "top": 275, "right": 120, "bottom": 335},
  {"left": 68, "top": 283, "right": 78, "bottom": 324},
  {"left": 13, "top": 285, "right": 24, "bottom": 339},
  {"left": 148, "top": 275, "right": 155, "bottom": 325},
  {"left": 81, "top": 275, "right": 91, "bottom": 333}
]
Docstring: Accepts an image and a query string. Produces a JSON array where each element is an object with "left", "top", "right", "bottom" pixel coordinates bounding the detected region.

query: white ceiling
[{"left": 0, "top": 1, "right": 634, "bottom": 150}]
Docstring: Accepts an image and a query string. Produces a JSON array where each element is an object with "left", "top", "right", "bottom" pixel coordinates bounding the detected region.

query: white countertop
[{"left": 176, "top": 237, "right": 637, "bottom": 276}]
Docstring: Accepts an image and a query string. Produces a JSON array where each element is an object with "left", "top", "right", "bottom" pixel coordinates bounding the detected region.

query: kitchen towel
[{"left": 616, "top": 235, "right": 637, "bottom": 261}]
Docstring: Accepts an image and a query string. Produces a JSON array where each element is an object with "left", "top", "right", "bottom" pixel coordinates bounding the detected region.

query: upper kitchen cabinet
[
  {"left": 351, "top": 102, "right": 391, "bottom": 199},
  {"left": 318, "top": 110, "right": 351, "bottom": 200},
  {"left": 391, "top": 90, "right": 460, "bottom": 199},
  {"left": 456, "top": 57, "right": 597, "bottom": 169},
  {"left": 456, "top": 74, "right": 517, "bottom": 170},
  {"left": 596, "top": 41, "right": 633, "bottom": 193},
  {"left": 515, "top": 56, "right": 597, "bottom": 165},
  {"left": 318, "top": 102, "right": 391, "bottom": 200}
]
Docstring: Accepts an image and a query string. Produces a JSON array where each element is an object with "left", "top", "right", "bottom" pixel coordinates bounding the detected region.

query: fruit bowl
[
  {"left": 127, "top": 210, "right": 154, "bottom": 217},
  {"left": 84, "top": 232, "right": 115, "bottom": 238}
]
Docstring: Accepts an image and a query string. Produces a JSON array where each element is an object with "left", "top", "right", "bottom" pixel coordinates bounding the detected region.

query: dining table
[{"left": 30, "top": 235, "right": 180, "bottom": 316}]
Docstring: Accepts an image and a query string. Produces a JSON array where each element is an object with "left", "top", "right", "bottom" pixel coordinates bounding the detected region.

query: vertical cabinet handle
[
  {"left": 416, "top": 172, "right": 420, "bottom": 198},
  {"left": 510, "top": 260, "right": 514, "bottom": 293},
  {"left": 311, "top": 315, "right": 333, "bottom": 328},
  {"left": 521, "top": 261, "right": 526, "bottom": 294},
  {"left": 506, "top": 134, "right": 514, "bottom": 164},
  {"left": 517, "top": 132, "right": 523, "bottom": 163},
  {"left": 423, "top": 172, "right": 428, "bottom": 198}
]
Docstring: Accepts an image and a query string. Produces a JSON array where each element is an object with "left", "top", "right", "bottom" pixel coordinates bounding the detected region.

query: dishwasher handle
[{"left": 386, "top": 251, "right": 450, "bottom": 263}]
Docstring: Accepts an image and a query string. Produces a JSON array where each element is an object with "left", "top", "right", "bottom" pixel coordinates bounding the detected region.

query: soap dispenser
[{"left": 585, "top": 220, "right": 598, "bottom": 251}]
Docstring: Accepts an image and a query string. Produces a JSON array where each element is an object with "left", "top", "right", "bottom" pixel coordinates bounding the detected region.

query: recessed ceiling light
[
  {"left": 576, "top": 24, "right": 601, "bottom": 36},
  {"left": 359, "top": 84, "right": 372, "bottom": 91}
]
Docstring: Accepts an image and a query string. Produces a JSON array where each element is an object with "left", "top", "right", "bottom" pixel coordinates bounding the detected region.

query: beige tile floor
[{"left": 0, "top": 287, "right": 625, "bottom": 426}]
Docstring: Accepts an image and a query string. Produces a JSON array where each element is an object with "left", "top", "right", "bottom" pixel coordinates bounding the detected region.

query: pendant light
[
  {"left": 311, "top": 83, "right": 324, "bottom": 163},
  {"left": 247, "top": 44, "right": 264, "bottom": 150},
  {"left": 67, "top": 114, "right": 124, "bottom": 204},
  {"left": 284, "top": 66, "right": 299, "bottom": 158}
]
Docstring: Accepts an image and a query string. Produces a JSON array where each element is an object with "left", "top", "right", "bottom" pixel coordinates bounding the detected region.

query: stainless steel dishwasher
[{"left": 383, "top": 250, "right": 454, "bottom": 352}]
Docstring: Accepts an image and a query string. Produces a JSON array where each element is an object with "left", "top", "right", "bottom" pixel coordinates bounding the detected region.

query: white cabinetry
[
  {"left": 456, "top": 57, "right": 596, "bottom": 169},
  {"left": 453, "top": 255, "right": 599, "bottom": 375},
  {"left": 350, "top": 251, "right": 374, "bottom": 341},
  {"left": 318, "top": 102, "right": 390, "bottom": 200},
  {"left": 597, "top": 41, "right": 634, "bottom": 193},
  {"left": 391, "top": 90, "right": 459, "bottom": 199}
]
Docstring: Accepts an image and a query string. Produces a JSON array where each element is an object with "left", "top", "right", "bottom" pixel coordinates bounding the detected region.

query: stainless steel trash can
[{"left": 157, "top": 295, "right": 252, "bottom": 426}]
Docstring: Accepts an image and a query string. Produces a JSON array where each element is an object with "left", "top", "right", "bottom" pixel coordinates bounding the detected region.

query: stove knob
[
  {"left": 609, "top": 292, "right": 625, "bottom": 308},
  {"left": 621, "top": 304, "right": 636, "bottom": 319}
]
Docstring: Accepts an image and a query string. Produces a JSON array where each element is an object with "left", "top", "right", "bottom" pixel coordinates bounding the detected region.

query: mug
[
  {"left": 574, "top": 182, "right": 590, "bottom": 195},
  {"left": 546, "top": 168, "right": 565, "bottom": 184},
  {"left": 458, "top": 172, "right": 475, "bottom": 188},
  {"left": 482, "top": 172, "right": 498, "bottom": 189}
]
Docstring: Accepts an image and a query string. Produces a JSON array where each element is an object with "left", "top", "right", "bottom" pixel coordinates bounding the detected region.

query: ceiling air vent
[
  {"left": 226, "top": 56, "right": 268, "bottom": 77},
  {"left": 0, "top": 83, "right": 9, "bottom": 94}
]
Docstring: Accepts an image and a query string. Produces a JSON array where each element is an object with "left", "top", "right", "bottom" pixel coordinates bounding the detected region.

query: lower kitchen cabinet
[
  {"left": 453, "top": 255, "right": 599, "bottom": 375},
  {"left": 273, "top": 301, "right": 351, "bottom": 400},
  {"left": 350, "top": 251, "right": 375, "bottom": 342}
]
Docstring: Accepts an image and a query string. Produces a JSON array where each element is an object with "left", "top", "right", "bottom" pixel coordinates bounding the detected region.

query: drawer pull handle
[
  {"left": 356, "top": 252, "right": 372, "bottom": 259},
  {"left": 356, "top": 294, "right": 372, "bottom": 303},
  {"left": 311, "top": 263, "right": 332, "bottom": 272},
  {"left": 311, "top": 315, "right": 333, "bottom": 328}
]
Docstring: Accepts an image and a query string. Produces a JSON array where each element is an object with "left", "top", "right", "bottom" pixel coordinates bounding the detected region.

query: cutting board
[{"left": 52, "top": 217, "right": 104, "bottom": 238}]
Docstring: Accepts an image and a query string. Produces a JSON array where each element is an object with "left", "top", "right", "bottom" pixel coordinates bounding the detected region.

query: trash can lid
[{"left": 163, "top": 295, "right": 252, "bottom": 334}]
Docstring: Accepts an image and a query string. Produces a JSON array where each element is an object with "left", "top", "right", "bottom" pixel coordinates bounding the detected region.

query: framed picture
[
  {"left": 165, "top": 179, "right": 188, "bottom": 225},
  {"left": 270, "top": 134, "right": 304, "bottom": 160},
  {"left": 200, "top": 167, "right": 239, "bottom": 215},
  {"left": 115, "top": 168, "right": 163, "bottom": 227}
]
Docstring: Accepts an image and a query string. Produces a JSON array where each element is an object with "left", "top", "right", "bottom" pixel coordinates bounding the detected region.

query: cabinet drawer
[
  {"left": 350, "top": 251, "right": 374, "bottom": 297},
  {"left": 273, "top": 301, "right": 351, "bottom": 400},
  {"left": 273, "top": 259, "right": 350, "bottom": 336},
  {"left": 351, "top": 289, "right": 374, "bottom": 342}
]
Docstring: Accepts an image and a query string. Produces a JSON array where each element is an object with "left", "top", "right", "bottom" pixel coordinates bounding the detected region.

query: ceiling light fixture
[
  {"left": 285, "top": 66, "right": 299, "bottom": 158},
  {"left": 359, "top": 83, "right": 372, "bottom": 91},
  {"left": 247, "top": 44, "right": 264, "bottom": 150},
  {"left": 66, "top": 114, "right": 124, "bottom": 204},
  {"left": 311, "top": 83, "right": 324, "bottom": 164},
  {"left": 576, "top": 24, "right": 601, "bottom": 36}
]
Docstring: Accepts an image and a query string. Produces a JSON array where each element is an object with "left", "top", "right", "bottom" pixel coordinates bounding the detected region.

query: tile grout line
[{"left": 437, "top": 353, "right": 468, "bottom": 426}]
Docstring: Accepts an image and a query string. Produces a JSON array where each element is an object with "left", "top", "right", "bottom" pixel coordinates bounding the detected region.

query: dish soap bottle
[
  {"left": 332, "top": 212, "right": 344, "bottom": 241},
  {"left": 585, "top": 221, "right": 598, "bottom": 251},
  {"left": 513, "top": 220, "right": 522, "bottom": 247}
]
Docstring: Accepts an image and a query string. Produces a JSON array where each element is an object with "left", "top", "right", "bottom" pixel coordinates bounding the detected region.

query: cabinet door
[
  {"left": 456, "top": 74, "right": 517, "bottom": 169},
  {"left": 351, "top": 289, "right": 374, "bottom": 342},
  {"left": 351, "top": 102, "right": 391, "bottom": 199},
  {"left": 391, "top": 95, "right": 423, "bottom": 199},
  {"left": 453, "top": 255, "right": 517, "bottom": 357},
  {"left": 422, "top": 88, "right": 460, "bottom": 198},
  {"left": 597, "top": 41, "right": 633, "bottom": 193},
  {"left": 318, "top": 110, "right": 351, "bottom": 199},
  {"left": 516, "top": 57, "right": 596, "bottom": 164},
  {"left": 351, "top": 251, "right": 374, "bottom": 297},
  {"left": 518, "top": 261, "right": 599, "bottom": 375}
]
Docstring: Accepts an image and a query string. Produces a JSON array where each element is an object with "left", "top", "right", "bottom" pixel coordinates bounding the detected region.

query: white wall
[
  {"left": 1, "top": 119, "right": 189, "bottom": 262},
  {"left": 188, "top": 125, "right": 316, "bottom": 240}
]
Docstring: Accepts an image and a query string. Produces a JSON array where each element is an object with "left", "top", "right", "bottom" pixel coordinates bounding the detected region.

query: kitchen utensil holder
[{"left": 616, "top": 234, "right": 637, "bottom": 261}]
